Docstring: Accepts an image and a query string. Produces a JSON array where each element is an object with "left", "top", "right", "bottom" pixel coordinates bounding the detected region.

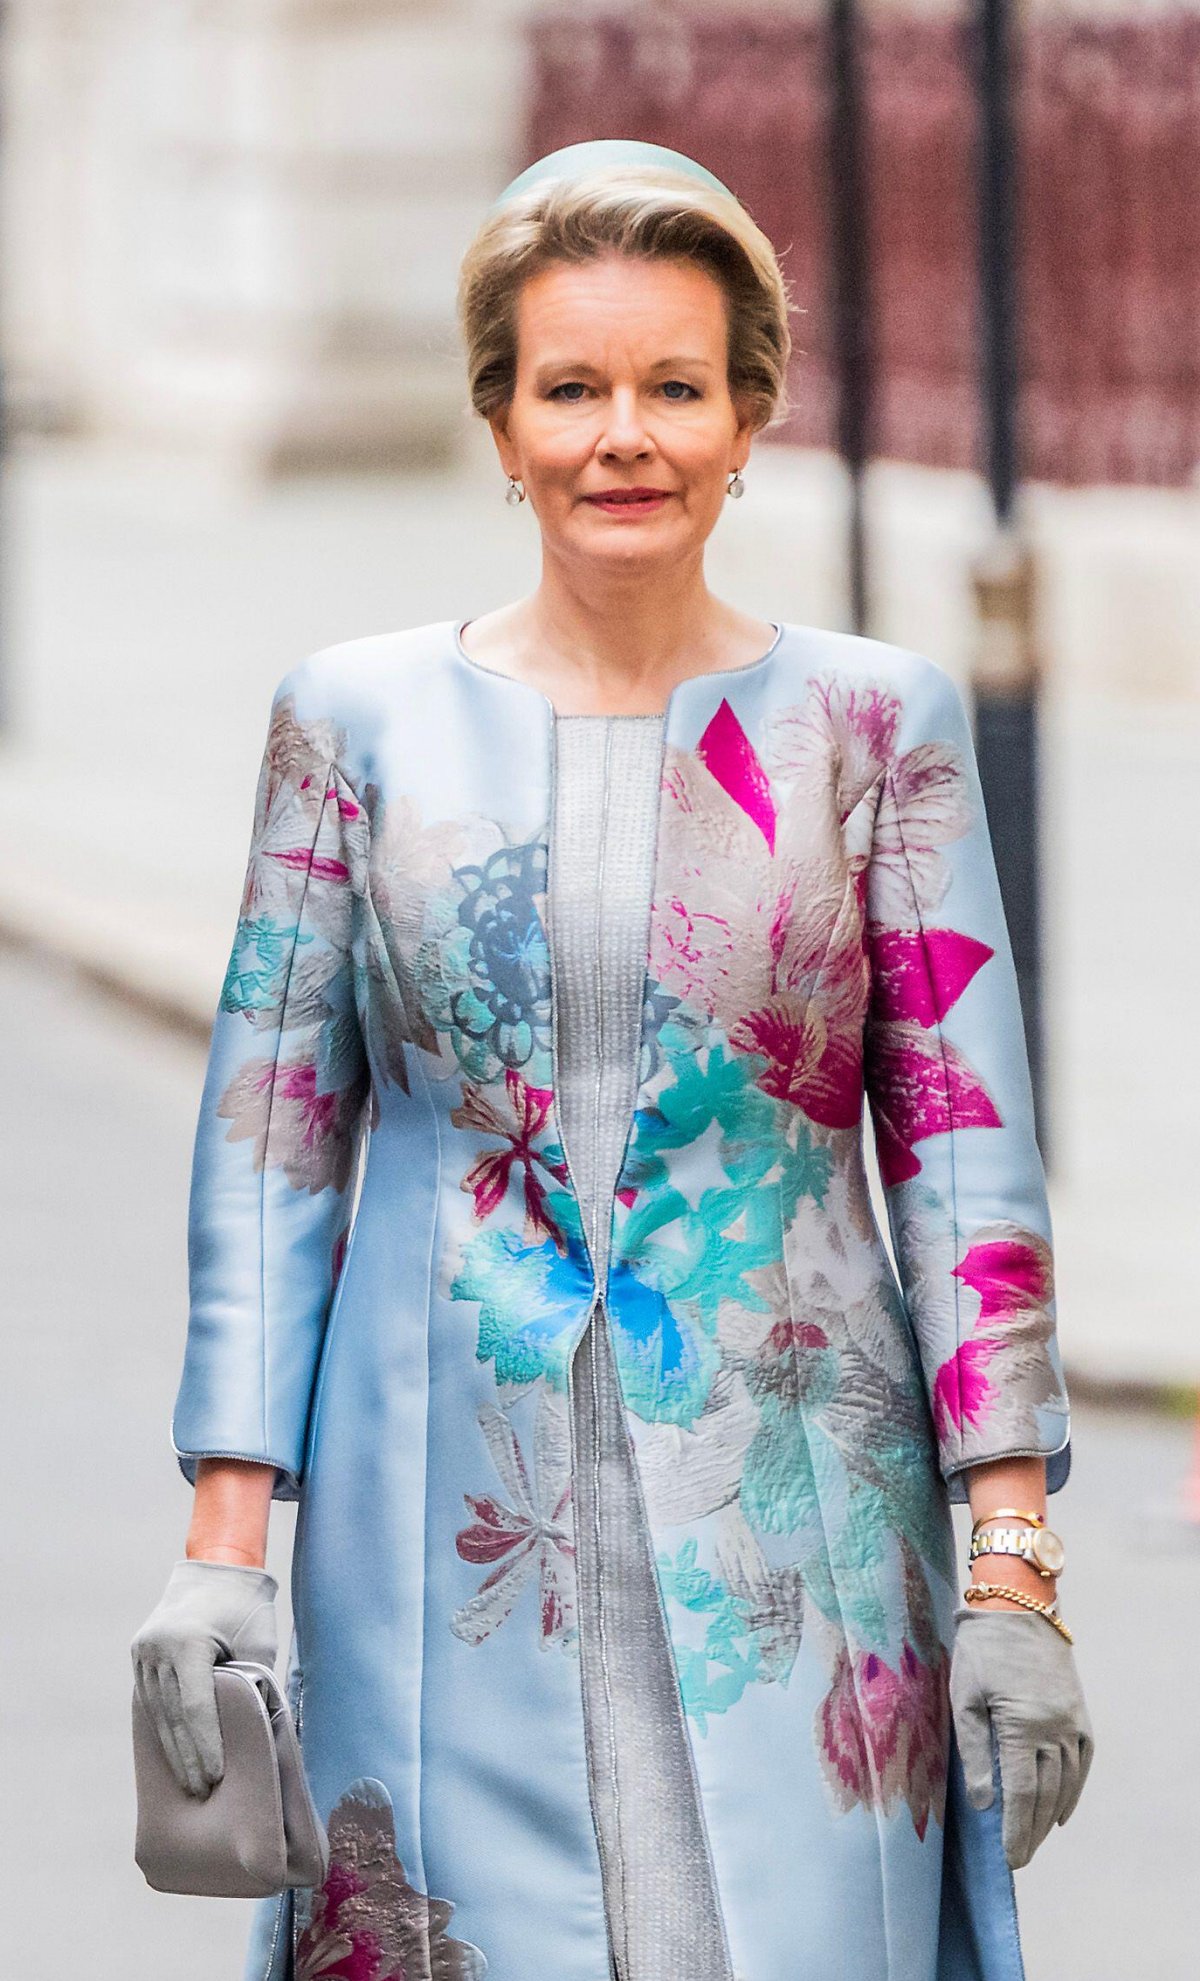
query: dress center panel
[{"left": 550, "top": 711, "right": 734, "bottom": 1981}]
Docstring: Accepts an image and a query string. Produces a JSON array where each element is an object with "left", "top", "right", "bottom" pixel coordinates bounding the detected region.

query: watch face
[{"left": 1031, "top": 1528, "right": 1065, "bottom": 1575}]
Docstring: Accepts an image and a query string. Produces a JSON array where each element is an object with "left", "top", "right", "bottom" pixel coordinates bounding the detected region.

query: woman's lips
[{"left": 583, "top": 490, "right": 674, "bottom": 515}]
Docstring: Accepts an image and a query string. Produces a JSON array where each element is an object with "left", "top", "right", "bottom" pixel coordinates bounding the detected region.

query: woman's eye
[{"left": 546, "top": 380, "right": 700, "bottom": 403}]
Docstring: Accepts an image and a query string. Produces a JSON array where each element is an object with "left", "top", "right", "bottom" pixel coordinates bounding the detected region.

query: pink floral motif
[
  {"left": 956, "top": 1227, "right": 1054, "bottom": 1317},
  {"left": 731, "top": 912, "right": 870, "bottom": 1127},
  {"left": 295, "top": 1776, "right": 486, "bottom": 1980},
  {"left": 817, "top": 1635, "right": 950, "bottom": 1841},
  {"left": 650, "top": 672, "right": 1002, "bottom": 1182},
  {"left": 697, "top": 696, "right": 778, "bottom": 851},
  {"left": 649, "top": 725, "right": 776, "bottom": 1025},
  {"left": 218, "top": 1051, "right": 367, "bottom": 1195},
  {"left": 731, "top": 988, "right": 864, "bottom": 1127},
  {"left": 931, "top": 1333, "right": 1000, "bottom": 1439},
  {"left": 868, "top": 927, "right": 994, "bottom": 1027},
  {"left": 857, "top": 708, "right": 1007, "bottom": 1185},
  {"left": 864, "top": 1017, "right": 1002, "bottom": 1188},
  {"left": 652, "top": 889, "right": 741, "bottom": 1014},
  {"left": 868, "top": 745, "right": 974, "bottom": 929},
  {"left": 933, "top": 1222, "right": 1058, "bottom": 1443},
  {"left": 817, "top": 1640, "right": 872, "bottom": 1802},
  {"left": 762, "top": 672, "right": 900, "bottom": 822},
  {"left": 240, "top": 702, "right": 349, "bottom": 930},
  {"left": 651, "top": 695, "right": 879, "bottom": 1121},
  {"left": 451, "top": 1394, "right": 575, "bottom": 1649},
  {"left": 452, "top": 1066, "right": 568, "bottom": 1243}
]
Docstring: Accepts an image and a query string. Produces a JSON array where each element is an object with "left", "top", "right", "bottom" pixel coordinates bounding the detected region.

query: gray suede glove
[
  {"left": 950, "top": 1606, "right": 1094, "bottom": 1870},
  {"left": 130, "top": 1559, "right": 278, "bottom": 1799}
]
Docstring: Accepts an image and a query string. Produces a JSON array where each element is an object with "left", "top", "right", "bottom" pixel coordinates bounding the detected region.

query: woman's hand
[
  {"left": 949, "top": 1606, "right": 1094, "bottom": 1869},
  {"left": 130, "top": 1556, "right": 278, "bottom": 1798},
  {"left": 132, "top": 1456, "right": 279, "bottom": 1797}
]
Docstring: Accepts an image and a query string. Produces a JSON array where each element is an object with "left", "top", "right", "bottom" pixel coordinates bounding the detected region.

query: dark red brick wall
[{"left": 522, "top": 9, "right": 1200, "bottom": 489}]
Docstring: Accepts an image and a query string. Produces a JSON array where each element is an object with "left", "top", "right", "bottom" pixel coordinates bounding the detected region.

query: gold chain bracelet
[{"left": 963, "top": 1581, "right": 1074, "bottom": 1644}]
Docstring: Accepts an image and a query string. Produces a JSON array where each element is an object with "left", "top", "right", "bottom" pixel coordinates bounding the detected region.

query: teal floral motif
[
  {"left": 451, "top": 1221, "right": 592, "bottom": 1395},
  {"left": 656, "top": 1539, "right": 763, "bottom": 1732},
  {"left": 317, "top": 958, "right": 374, "bottom": 1095},
  {"left": 606, "top": 1025, "right": 837, "bottom": 1430},
  {"left": 220, "top": 916, "right": 313, "bottom": 1020},
  {"left": 621, "top": 1030, "right": 778, "bottom": 1187},
  {"left": 777, "top": 1118, "right": 835, "bottom": 1222},
  {"left": 415, "top": 838, "right": 552, "bottom": 1086},
  {"left": 825, "top": 1344, "right": 956, "bottom": 1590},
  {"left": 810, "top": 1465, "right": 894, "bottom": 1651},
  {"left": 603, "top": 1259, "right": 722, "bottom": 1428},
  {"left": 634, "top": 980, "right": 692, "bottom": 1085},
  {"left": 740, "top": 1308, "right": 951, "bottom": 1651},
  {"left": 620, "top": 1037, "right": 779, "bottom": 1229},
  {"left": 609, "top": 1181, "right": 776, "bottom": 1430},
  {"left": 740, "top": 1324, "right": 838, "bottom": 1538},
  {"left": 745, "top": 1418, "right": 892, "bottom": 1650},
  {"left": 617, "top": 1156, "right": 784, "bottom": 1386}
]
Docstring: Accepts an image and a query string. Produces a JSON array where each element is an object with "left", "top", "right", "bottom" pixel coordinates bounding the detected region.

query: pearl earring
[
  {"left": 727, "top": 469, "right": 746, "bottom": 500},
  {"left": 505, "top": 475, "right": 526, "bottom": 506}
]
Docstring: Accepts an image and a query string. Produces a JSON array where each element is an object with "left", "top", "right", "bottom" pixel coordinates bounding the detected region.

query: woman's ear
[
  {"left": 733, "top": 396, "right": 759, "bottom": 466},
  {"left": 486, "top": 408, "right": 516, "bottom": 481}
]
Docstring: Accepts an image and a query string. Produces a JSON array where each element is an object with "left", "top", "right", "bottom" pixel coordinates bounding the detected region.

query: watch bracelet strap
[
  {"left": 969, "top": 1526, "right": 1037, "bottom": 1558},
  {"left": 969, "top": 1525, "right": 1063, "bottom": 1578}
]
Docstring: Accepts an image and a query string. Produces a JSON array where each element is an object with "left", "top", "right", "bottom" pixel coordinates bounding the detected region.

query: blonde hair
[{"left": 456, "top": 164, "right": 795, "bottom": 434}]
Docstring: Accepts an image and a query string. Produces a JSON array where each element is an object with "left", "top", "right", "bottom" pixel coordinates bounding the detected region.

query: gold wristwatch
[{"left": 968, "top": 1524, "right": 1065, "bottom": 1577}]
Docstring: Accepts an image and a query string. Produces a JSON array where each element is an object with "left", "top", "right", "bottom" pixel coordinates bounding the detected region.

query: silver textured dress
[{"left": 549, "top": 712, "right": 735, "bottom": 1981}]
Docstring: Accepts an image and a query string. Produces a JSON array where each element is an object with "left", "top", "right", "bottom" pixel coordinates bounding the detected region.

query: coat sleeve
[
  {"left": 862, "top": 655, "right": 1071, "bottom": 1500},
  {"left": 171, "top": 668, "right": 371, "bottom": 1500}
]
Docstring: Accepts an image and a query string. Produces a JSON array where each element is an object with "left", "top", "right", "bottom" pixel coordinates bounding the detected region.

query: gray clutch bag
[{"left": 132, "top": 1660, "right": 329, "bottom": 1897}]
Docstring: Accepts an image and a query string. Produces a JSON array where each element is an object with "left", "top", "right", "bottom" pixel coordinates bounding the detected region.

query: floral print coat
[{"left": 172, "top": 617, "right": 1071, "bottom": 1981}]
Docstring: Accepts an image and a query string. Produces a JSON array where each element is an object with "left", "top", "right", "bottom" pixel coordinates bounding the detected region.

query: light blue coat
[{"left": 172, "top": 618, "right": 1071, "bottom": 1981}]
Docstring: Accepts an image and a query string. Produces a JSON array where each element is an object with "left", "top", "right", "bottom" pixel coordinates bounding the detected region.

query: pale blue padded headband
[{"left": 487, "top": 138, "right": 734, "bottom": 215}]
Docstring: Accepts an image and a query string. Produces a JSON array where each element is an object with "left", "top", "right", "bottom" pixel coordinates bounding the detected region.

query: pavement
[
  {"left": 0, "top": 432, "right": 1196, "bottom": 1405},
  {"left": 2, "top": 937, "right": 1196, "bottom": 1981}
]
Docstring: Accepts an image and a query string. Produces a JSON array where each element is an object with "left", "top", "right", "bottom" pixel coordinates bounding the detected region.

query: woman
[{"left": 132, "top": 140, "right": 1093, "bottom": 1981}]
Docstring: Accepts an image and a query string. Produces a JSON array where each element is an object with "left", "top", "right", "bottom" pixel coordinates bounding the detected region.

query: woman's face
[{"left": 490, "top": 251, "right": 755, "bottom": 574}]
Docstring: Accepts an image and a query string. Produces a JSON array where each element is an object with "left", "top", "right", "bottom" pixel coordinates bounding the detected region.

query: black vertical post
[
  {"left": 970, "top": 0, "right": 1048, "bottom": 1158},
  {"left": 977, "top": 0, "right": 1018, "bottom": 527},
  {"left": 828, "top": 0, "right": 873, "bottom": 635}
]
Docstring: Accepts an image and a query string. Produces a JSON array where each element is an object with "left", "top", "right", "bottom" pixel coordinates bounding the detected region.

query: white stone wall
[{"left": 0, "top": 0, "right": 539, "bottom": 467}]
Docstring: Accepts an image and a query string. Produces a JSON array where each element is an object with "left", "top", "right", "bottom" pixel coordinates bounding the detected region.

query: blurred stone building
[
  {"left": 2, "top": 0, "right": 1198, "bottom": 692},
  {"left": 1, "top": 0, "right": 546, "bottom": 468}
]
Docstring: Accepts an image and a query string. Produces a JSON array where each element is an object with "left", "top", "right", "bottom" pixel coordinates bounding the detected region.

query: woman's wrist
[
  {"left": 961, "top": 1454, "right": 1055, "bottom": 1611},
  {"left": 186, "top": 1456, "right": 275, "bottom": 1568},
  {"left": 184, "top": 1541, "right": 268, "bottom": 1567},
  {"left": 966, "top": 1553, "right": 1058, "bottom": 1610}
]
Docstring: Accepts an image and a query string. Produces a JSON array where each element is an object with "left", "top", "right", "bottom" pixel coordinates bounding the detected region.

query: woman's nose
[{"left": 597, "top": 390, "right": 652, "bottom": 452}]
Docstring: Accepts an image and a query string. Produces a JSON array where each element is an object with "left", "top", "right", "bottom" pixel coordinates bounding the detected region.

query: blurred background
[{"left": 1, "top": 2, "right": 1196, "bottom": 1975}]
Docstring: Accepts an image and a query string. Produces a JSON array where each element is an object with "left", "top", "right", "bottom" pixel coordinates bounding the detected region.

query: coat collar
[{"left": 449, "top": 614, "right": 786, "bottom": 737}]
